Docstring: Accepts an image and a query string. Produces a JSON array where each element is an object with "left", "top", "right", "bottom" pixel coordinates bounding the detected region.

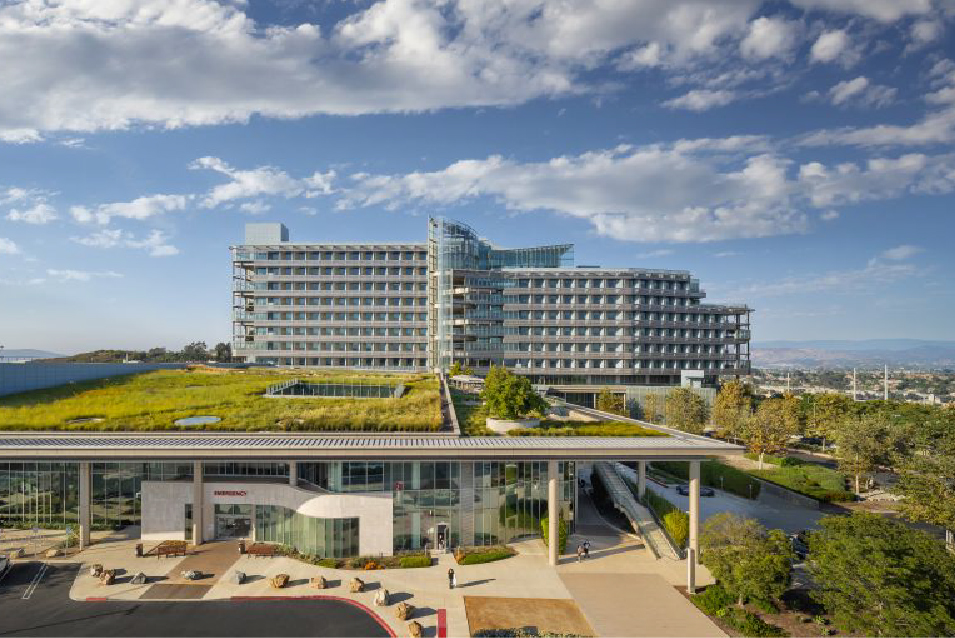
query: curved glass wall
[{"left": 254, "top": 505, "right": 359, "bottom": 558}]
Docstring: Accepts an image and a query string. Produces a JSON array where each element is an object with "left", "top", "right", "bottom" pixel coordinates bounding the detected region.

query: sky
[{"left": 1, "top": 0, "right": 954, "bottom": 354}]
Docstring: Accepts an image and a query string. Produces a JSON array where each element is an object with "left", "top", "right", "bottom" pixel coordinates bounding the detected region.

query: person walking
[
  {"left": 448, "top": 568, "right": 455, "bottom": 590},
  {"left": 583, "top": 539, "right": 590, "bottom": 559},
  {"left": 576, "top": 544, "right": 583, "bottom": 563}
]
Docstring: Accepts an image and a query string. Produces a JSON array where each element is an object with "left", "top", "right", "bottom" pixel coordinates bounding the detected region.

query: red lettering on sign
[{"left": 213, "top": 490, "right": 248, "bottom": 497}]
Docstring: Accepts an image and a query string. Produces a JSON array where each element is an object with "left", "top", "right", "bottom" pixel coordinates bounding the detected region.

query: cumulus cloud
[
  {"left": 797, "top": 153, "right": 955, "bottom": 206},
  {"left": 881, "top": 244, "right": 923, "bottom": 260},
  {"left": 787, "top": 0, "right": 935, "bottom": 22},
  {"left": 71, "top": 229, "right": 179, "bottom": 257},
  {"left": 191, "top": 157, "right": 335, "bottom": 208},
  {"left": 739, "top": 17, "right": 800, "bottom": 60},
  {"left": 828, "top": 77, "right": 897, "bottom": 108},
  {"left": 6, "top": 203, "right": 57, "bottom": 224},
  {"left": 71, "top": 194, "right": 189, "bottom": 225},
  {"left": 46, "top": 268, "right": 123, "bottom": 282},
  {"left": 809, "top": 30, "right": 860, "bottom": 66},
  {"left": 0, "top": 237, "right": 20, "bottom": 255},
  {"left": 663, "top": 89, "right": 737, "bottom": 111}
]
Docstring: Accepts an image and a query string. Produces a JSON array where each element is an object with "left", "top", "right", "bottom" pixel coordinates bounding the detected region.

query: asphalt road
[{"left": 0, "top": 562, "right": 390, "bottom": 637}]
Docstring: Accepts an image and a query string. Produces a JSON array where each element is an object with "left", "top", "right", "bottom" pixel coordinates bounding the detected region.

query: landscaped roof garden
[{"left": 0, "top": 368, "right": 442, "bottom": 432}]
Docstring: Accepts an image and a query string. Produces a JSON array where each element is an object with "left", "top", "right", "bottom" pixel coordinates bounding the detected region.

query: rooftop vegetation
[{"left": 0, "top": 368, "right": 441, "bottom": 431}]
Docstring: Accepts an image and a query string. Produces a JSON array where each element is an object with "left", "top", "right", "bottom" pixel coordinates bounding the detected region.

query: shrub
[
  {"left": 540, "top": 517, "right": 568, "bottom": 553},
  {"left": 662, "top": 510, "right": 689, "bottom": 548},
  {"left": 693, "top": 583, "right": 734, "bottom": 616},
  {"left": 398, "top": 554, "right": 432, "bottom": 569},
  {"left": 364, "top": 561, "right": 379, "bottom": 570},
  {"left": 317, "top": 558, "right": 342, "bottom": 568},
  {"left": 457, "top": 549, "right": 515, "bottom": 565},
  {"left": 722, "top": 609, "right": 788, "bottom": 637}
]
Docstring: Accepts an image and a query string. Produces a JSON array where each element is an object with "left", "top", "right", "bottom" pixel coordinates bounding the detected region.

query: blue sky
[{"left": 1, "top": 0, "right": 953, "bottom": 353}]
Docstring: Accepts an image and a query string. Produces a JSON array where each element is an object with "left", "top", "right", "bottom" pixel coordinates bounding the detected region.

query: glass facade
[
  {"left": 0, "top": 462, "right": 79, "bottom": 528},
  {"left": 254, "top": 505, "right": 359, "bottom": 558}
]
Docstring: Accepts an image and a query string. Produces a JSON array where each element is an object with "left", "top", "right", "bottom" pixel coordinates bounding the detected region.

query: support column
[
  {"left": 289, "top": 461, "right": 298, "bottom": 487},
  {"left": 78, "top": 462, "right": 91, "bottom": 550},
  {"left": 637, "top": 461, "right": 647, "bottom": 501},
  {"left": 192, "top": 461, "right": 204, "bottom": 545},
  {"left": 688, "top": 460, "right": 701, "bottom": 593},
  {"left": 548, "top": 459, "right": 559, "bottom": 567}
]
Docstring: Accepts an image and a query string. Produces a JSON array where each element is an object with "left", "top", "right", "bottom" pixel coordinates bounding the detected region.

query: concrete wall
[
  {"left": 141, "top": 481, "right": 394, "bottom": 555},
  {"left": 0, "top": 363, "right": 188, "bottom": 397}
]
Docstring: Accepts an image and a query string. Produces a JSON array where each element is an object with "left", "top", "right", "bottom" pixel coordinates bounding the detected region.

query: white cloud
[
  {"left": 881, "top": 244, "right": 923, "bottom": 260},
  {"left": 239, "top": 201, "right": 272, "bottom": 215},
  {"left": 909, "top": 19, "right": 943, "bottom": 47},
  {"left": 820, "top": 210, "right": 840, "bottom": 220},
  {"left": 798, "top": 153, "right": 955, "bottom": 206},
  {"left": 787, "top": 0, "right": 935, "bottom": 22},
  {"left": 6, "top": 203, "right": 57, "bottom": 224},
  {"left": 713, "top": 251, "right": 739, "bottom": 258},
  {"left": 731, "top": 256, "right": 921, "bottom": 298},
  {"left": 828, "top": 77, "right": 897, "bottom": 108},
  {"left": 71, "top": 229, "right": 179, "bottom": 257},
  {"left": 635, "top": 249, "right": 674, "bottom": 259},
  {"left": 663, "top": 89, "right": 737, "bottom": 111},
  {"left": 739, "top": 17, "right": 799, "bottom": 60},
  {"left": 0, "top": 128, "right": 42, "bottom": 144},
  {"left": 71, "top": 194, "right": 189, "bottom": 224},
  {"left": 46, "top": 268, "right": 123, "bottom": 282},
  {"left": 191, "top": 157, "right": 335, "bottom": 208},
  {"left": 0, "top": 237, "right": 20, "bottom": 255},
  {"left": 809, "top": 30, "right": 860, "bottom": 66}
]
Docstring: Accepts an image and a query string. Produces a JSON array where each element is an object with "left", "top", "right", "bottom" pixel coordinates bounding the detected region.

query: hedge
[
  {"left": 456, "top": 547, "right": 516, "bottom": 565},
  {"left": 693, "top": 584, "right": 788, "bottom": 637},
  {"left": 642, "top": 488, "right": 688, "bottom": 548},
  {"left": 751, "top": 465, "right": 853, "bottom": 502},
  {"left": 398, "top": 554, "right": 433, "bottom": 568},
  {"left": 540, "top": 517, "right": 568, "bottom": 553},
  {"left": 651, "top": 460, "right": 762, "bottom": 500}
]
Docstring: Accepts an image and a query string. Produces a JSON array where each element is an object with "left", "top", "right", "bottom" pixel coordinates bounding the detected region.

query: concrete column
[
  {"left": 548, "top": 459, "right": 559, "bottom": 567},
  {"left": 192, "top": 461, "right": 204, "bottom": 545},
  {"left": 637, "top": 461, "right": 647, "bottom": 501},
  {"left": 78, "top": 462, "right": 91, "bottom": 550},
  {"left": 289, "top": 461, "right": 298, "bottom": 487},
  {"left": 689, "top": 460, "right": 700, "bottom": 563}
]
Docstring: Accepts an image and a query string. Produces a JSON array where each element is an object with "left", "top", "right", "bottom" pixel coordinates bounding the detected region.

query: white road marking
[{"left": 21, "top": 563, "right": 47, "bottom": 600}]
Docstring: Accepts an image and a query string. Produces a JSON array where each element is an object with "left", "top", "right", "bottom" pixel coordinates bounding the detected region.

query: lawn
[
  {"left": 509, "top": 420, "right": 668, "bottom": 437},
  {"left": 750, "top": 462, "right": 853, "bottom": 502},
  {"left": 0, "top": 368, "right": 442, "bottom": 431}
]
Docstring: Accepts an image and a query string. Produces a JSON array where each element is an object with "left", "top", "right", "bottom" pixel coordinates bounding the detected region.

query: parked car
[
  {"left": 675, "top": 484, "right": 715, "bottom": 497},
  {"left": 789, "top": 533, "right": 809, "bottom": 560},
  {"left": 0, "top": 554, "right": 9, "bottom": 579}
]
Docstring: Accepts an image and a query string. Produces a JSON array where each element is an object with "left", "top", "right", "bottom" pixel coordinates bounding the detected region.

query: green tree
[
  {"left": 741, "top": 398, "right": 798, "bottom": 469},
  {"left": 481, "top": 366, "right": 548, "bottom": 420},
  {"left": 448, "top": 362, "right": 463, "bottom": 377},
  {"left": 641, "top": 393, "right": 662, "bottom": 424},
  {"left": 895, "top": 416, "right": 955, "bottom": 545},
  {"left": 664, "top": 388, "right": 709, "bottom": 434},
  {"left": 213, "top": 342, "right": 232, "bottom": 363},
  {"left": 181, "top": 341, "right": 208, "bottom": 361},
  {"left": 808, "top": 513, "right": 955, "bottom": 637},
  {"left": 700, "top": 513, "right": 791, "bottom": 607},
  {"left": 596, "top": 390, "right": 628, "bottom": 417},
  {"left": 834, "top": 414, "right": 898, "bottom": 495},
  {"left": 711, "top": 380, "right": 753, "bottom": 439},
  {"left": 806, "top": 393, "right": 852, "bottom": 444}
]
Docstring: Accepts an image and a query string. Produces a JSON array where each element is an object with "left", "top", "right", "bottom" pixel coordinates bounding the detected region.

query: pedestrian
[
  {"left": 576, "top": 544, "right": 583, "bottom": 563},
  {"left": 583, "top": 539, "right": 590, "bottom": 559},
  {"left": 448, "top": 567, "right": 455, "bottom": 590}
]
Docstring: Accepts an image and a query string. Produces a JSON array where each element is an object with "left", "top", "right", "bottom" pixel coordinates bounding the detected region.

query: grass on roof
[{"left": 0, "top": 368, "right": 441, "bottom": 432}]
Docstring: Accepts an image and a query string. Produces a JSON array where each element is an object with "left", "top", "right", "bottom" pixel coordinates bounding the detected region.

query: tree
[
  {"left": 181, "top": 341, "right": 208, "bottom": 361},
  {"left": 213, "top": 342, "right": 232, "bottom": 363},
  {"left": 596, "top": 390, "right": 628, "bottom": 417},
  {"left": 741, "top": 398, "right": 798, "bottom": 469},
  {"left": 711, "top": 380, "right": 753, "bottom": 439},
  {"left": 808, "top": 513, "right": 955, "bottom": 637},
  {"left": 481, "top": 366, "right": 548, "bottom": 420},
  {"left": 834, "top": 414, "right": 898, "bottom": 495},
  {"left": 700, "top": 513, "right": 791, "bottom": 607},
  {"left": 664, "top": 388, "right": 708, "bottom": 434},
  {"left": 895, "top": 416, "right": 955, "bottom": 546},
  {"left": 641, "top": 393, "right": 662, "bottom": 424},
  {"left": 806, "top": 393, "right": 852, "bottom": 444},
  {"left": 448, "top": 362, "right": 463, "bottom": 377}
]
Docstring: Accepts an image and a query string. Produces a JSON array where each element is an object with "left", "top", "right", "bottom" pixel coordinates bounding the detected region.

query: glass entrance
[{"left": 214, "top": 504, "right": 252, "bottom": 539}]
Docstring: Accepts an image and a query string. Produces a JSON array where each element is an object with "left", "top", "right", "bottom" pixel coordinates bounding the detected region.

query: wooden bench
[
  {"left": 143, "top": 540, "right": 188, "bottom": 558},
  {"left": 246, "top": 543, "right": 278, "bottom": 558}
]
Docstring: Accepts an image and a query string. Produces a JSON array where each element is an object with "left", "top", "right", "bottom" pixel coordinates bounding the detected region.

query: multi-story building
[{"left": 232, "top": 219, "right": 751, "bottom": 396}]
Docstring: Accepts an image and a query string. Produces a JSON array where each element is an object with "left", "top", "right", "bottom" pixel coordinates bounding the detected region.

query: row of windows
[
  {"left": 253, "top": 267, "right": 426, "bottom": 276},
  {"left": 508, "top": 343, "right": 730, "bottom": 354},
  {"left": 255, "top": 297, "right": 428, "bottom": 307},
  {"left": 489, "top": 310, "right": 733, "bottom": 322},
  {"left": 255, "top": 327, "right": 426, "bottom": 337},
  {"left": 257, "top": 281, "right": 427, "bottom": 291},
  {"left": 255, "top": 357, "right": 427, "bottom": 368},
  {"left": 506, "top": 359, "right": 734, "bottom": 370},
  {"left": 246, "top": 250, "right": 427, "bottom": 262},
  {"left": 263, "top": 341, "right": 427, "bottom": 352},
  {"left": 510, "top": 326, "right": 738, "bottom": 337},
  {"left": 511, "top": 278, "right": 695, "bottom": 290},
  {"left": 251, "top": 312, "right": 428, "bottom": 322}
]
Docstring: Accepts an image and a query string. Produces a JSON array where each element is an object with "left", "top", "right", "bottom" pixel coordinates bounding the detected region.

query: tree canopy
[
  {"left": 596, "top": 390, "right": 628, "bottom": 417},
  {"left": 664, "top": 388, "right": 708, "bottom": 434},
  {"left": 834, "top": 413, "right": 900, "bottom": 494},
  {"left": 712, "top": 380, "right": 753, "bottom": 439},
  {"left": 700, "top": 513, "right": 791, "bottom": 607},
  {"left": 740, "top": 397, "right": 800, "bottom": 468},
  {"left": 895, "top": 416, "right": 955, "bottom": 537},
  {"left": 481, "top": 366, "right": 548, "bottom": 420},
  {"left": 808, "top": 513, "right": 955, "bottom": 637}
]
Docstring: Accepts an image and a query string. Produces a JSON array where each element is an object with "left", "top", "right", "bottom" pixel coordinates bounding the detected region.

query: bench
[
  {"left": 246, "top": 543, "right": 278, "bottom": 558},
  {"left": 143, "top": 540, "right": 188, "bottom": 558}
]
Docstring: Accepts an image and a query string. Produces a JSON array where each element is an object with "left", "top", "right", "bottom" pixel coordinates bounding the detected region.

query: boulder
[
  {"left": 9, "top": 548, "right": 23, "bottom": 559},
  {"left": 374, "top": 589, "right": 389, "bottom": 606},
  {"left": 408, "top": 620, "right": 423, "bottom": 638},
  {"left": 131, "top": 572, "right": 147, "bottom": 585},
  {"left": 349, "top": 577, "right": 365, "bottom": 593},
  {"left": 100, "top": 570, "right": 116, "bottom": 585},
  {"left": 232, "top": 571, "right": 246, "bottom": 585},
  {"left": 396, "top": 602, "right": 415, "bottom": 620},
  {"left": 270, "top": 573, "right": 290, "bottom": 589},
  {"left": 181, "top": 569, "right": 202, "bottom": 581},
  {"left": 310, "top": 575, "right": 327, "bottom": 589},
  {"left": 89, "top": 563, "right": 104, "bottom": 577},
  {"left": 45, "top": 548, "right": 61, "bottom": 558}
]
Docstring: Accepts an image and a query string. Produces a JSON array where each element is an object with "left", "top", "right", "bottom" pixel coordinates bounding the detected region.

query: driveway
[{"left": 0, "top": 562, "right": 391, "bottom": 637}]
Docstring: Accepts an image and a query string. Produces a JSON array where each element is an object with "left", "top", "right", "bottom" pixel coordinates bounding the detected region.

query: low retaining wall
[
  {"left": 752, "top": 476, "right": 820, "bottom": 509},
  {"left": 485, "top": 418, "right": 539, "bottom": 434}
]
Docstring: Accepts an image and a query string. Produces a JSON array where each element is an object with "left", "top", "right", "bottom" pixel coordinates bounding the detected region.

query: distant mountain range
[
  {"left": 752, "top": 340, "right": 955, "bottom": 369},
  {"left": 0, "top": 348, "right": 66, "bottom": 360}
]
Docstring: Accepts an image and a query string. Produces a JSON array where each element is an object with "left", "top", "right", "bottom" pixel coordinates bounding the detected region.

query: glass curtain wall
[
  {"left": 254, "top": 505, "right": 359, "bottom": 558},
  {"left": 0, "top": 462, "right": 79, "bottom": 528},
  {"left": 92, "top": 462, "right": 194, "bottom": 527}
]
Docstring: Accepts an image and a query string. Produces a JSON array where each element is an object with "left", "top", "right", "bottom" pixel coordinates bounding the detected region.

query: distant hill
[
  {"left": 752, "top": 340, "right": 955, "bottom": 370},
  {"left": 1, "top": 348, "right": 66, "bottom": 360}
]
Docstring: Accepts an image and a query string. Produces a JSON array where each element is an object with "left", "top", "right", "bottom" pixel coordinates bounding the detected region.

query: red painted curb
[
  {"left": 85, "top": 597, "right": 110, "bottom": 601},
  {"left": 437, "top": 608, "right": 447, "bottom": 638},
  {"left": 230, "top": 595, "right": 397, "bottom": 638}
]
